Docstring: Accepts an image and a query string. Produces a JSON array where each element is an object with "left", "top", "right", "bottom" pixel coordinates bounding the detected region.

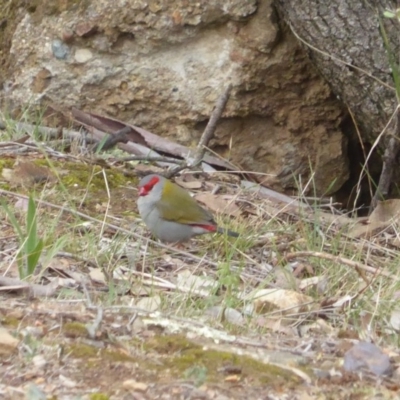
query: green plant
[{"left": 1, "top": 195, "right": 44, "bottom": 278}]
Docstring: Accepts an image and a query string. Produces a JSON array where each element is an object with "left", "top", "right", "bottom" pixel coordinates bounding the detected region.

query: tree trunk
[{"left": 275, "top": 0, "right": 398, "bottom": 145}]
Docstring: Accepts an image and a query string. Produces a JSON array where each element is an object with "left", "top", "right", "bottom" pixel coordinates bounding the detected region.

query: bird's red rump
[
  {"left": 191, "top": 224, "right": 217, "bottom": 232},
  {"left": 139, "top": 175, "right": 160, "bottom": 196}
]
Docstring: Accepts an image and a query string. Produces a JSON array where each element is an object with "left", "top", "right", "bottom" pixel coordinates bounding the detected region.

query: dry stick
[
  {"left": 0, "top": 188, "right": 218, "bottom": 268},
  {"left": 346, "top": 105, "right": 374, "bottom": 211},
  {"left": 0, "top": 119, "right": 192, "bottom": 168},
  {"left": 193, "top": 84, "right": 233, "bottom": 165},
  {"left": 94, "top": 126, "right": 132, "bottom": 152},
  {"left": 0, "top": 276, "right": 59, "bottom": 297},
  {"left": 166, "top": 83, "right": 233, "bottom": 179},
  {"left": 288, "top": 21, "right": 400, "bottom": 211},
  {"left": 370, "top": 108, "right": 400, "bottom": 211},
  {"left": 119, "top": 155, "right": 182, "bottom": 164},
  {"left": 285, "top": 251, "right": 398, "bottom": 281}
]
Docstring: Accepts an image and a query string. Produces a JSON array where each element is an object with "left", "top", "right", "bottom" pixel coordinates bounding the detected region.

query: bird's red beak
[{"left": 139, "top": 187, "right": 147, "bottom": 196}]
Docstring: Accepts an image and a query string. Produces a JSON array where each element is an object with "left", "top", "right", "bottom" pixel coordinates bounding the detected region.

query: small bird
[{"left": 137, "top": 174, "right": 239, "bottom": 243}]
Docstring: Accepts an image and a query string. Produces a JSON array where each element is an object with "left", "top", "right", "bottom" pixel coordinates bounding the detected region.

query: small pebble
[{"left": 52, "top": 39, "right": 69, "bottom": 59}]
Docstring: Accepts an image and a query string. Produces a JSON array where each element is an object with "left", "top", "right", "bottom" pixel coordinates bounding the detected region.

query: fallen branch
[
  {"left": 72, "top": 108, "right": 234, "bottom": 169},
  {"left": 94, "top": 126, "right": 132, "bottom": 152}
]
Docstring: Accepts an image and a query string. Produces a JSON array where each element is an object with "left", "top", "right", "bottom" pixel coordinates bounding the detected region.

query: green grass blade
[
  {"left": 26, "top": 239, "right": 44, "bottom": 277},
  {"left": 16, "top": 248, "right": 25, "bottom": 278},
  {"left": 380, "top": 16, "right": 400, "bottom": 100},
  {"left": 0, "top": 198, "right": 24, "bottom": 239},
  {"left": 26, "top": 196, "right": 39, "bottom": 250}
]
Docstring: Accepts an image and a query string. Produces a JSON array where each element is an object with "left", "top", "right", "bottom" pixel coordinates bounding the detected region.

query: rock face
[{"left": 2, "top": 0, "right": 348, "bottom": 194}]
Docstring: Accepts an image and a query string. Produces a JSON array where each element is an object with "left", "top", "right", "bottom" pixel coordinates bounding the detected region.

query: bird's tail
[{"left": 217, "top": 227, "right": 239, "bottom": 238}]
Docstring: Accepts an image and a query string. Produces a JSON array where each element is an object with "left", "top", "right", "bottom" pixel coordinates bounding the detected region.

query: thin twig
[
  {"left": 193, "top": 84, "right": 233, "bottom": 166},
  {"left": 119, "top": 155, "right": 183, "bottom": 164},
  {"left": 55, "top": 251, "right": 98, "bottom": 268},
  {"left": 164, "top": 162, "right": 190, "bottom": 178},
  {"left": 370, "top": 107, "right": 400, "bottom": 211},
  {"left": 85, "top": 307, "right": 103, "bottom": 339},
  {"left": 166, "top": 84, "right": 233, "bottom": 178},
  {"left": 346, "top": 104, "right": 373, "bottom": 211},
  {"left": 355, "top": 105, "right": 399, "bottom": 211},
  {"left": 285, "top": 251, "right": 396, "bottom": 280}
]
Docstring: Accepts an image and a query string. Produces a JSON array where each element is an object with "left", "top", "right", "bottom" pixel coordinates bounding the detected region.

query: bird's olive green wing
[{"left": 156, "top": 181, "right": 214, "bottom": 225}]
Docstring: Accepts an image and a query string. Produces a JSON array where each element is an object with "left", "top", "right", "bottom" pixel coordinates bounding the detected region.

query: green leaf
[
  {"left": 26, "top": 196, "right": 39, "bottom": 249},
  {"left": 383, "top": 10, "right": 395, "bottom": 19},
  {"left": 26, "top": 239, "right": 44, "bottom": 277},
  {"left": 16, "top": 248, "right": 26, "bottom": 279},
  {"left": 95, "top": 135, "right": 109, "bottom": 154}
]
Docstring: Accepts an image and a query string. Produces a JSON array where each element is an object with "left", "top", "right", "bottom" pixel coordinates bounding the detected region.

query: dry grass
[{"left": 1, "top": 115, "right": 400, "bottom": 398}]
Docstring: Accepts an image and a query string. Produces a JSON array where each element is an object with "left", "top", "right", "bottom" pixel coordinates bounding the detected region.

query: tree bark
[{"left": 275, "top": 0, "right": 399, "bottom": 145}]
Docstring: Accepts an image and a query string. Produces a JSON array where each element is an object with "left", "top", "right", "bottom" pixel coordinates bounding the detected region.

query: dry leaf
[
  {"left": 177, "top": 270, "right": 218, "bottom": 295},
  {"left": 162, "top": 255, "right": 186, "bottom": 269},
  {"left": 208, "top": 172, "right": 241, "bottom": 184},
  {"left": 299, "top": 319, "right": 335, "bottom": 336},
  {"left": 122, "top": 380, "right": 148, "bottom": 391},
  {"left": 246, "top": 288, "right": 313, "bottom": 315},
  {"left": 331, "top": 294, "right": 354, "bottom": 308},
  {"left": 255, "top": 316, "right": 298, "bottom": 335},
  {"left": 298, "top": 276, "right": 326, "bottom": 291},
  {"left": 195, "top": 193, "right": 241, "bottom": 217},
  {"left": 136, "top": 295, "right": 161, "bottom": 312},
  {"left": 225, "top": 375, "right": 241, "bottom": 382},
  {"left": 348, "top": 199, "right": 400, "bottom": 238},
  {"left": 370, "top": 199, "right": 400, "bottom": 223},
  {"left": 175, "top": 177, "right": 202, "bottom": 190},
  {"left": 89, "top": 268, "right": 107, "bottom": 285},
  {"left": 224, "top": 308, "right": 245, "bottom": 326}
]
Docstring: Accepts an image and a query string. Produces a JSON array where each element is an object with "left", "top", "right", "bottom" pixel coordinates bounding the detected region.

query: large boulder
[{"left": 1, "top": 0, "right": 348, "bottom": 194}]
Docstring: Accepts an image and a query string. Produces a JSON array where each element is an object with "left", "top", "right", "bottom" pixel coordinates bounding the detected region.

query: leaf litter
[{"left": 0, "top": 116, "right": 400, "bottom": 398}]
